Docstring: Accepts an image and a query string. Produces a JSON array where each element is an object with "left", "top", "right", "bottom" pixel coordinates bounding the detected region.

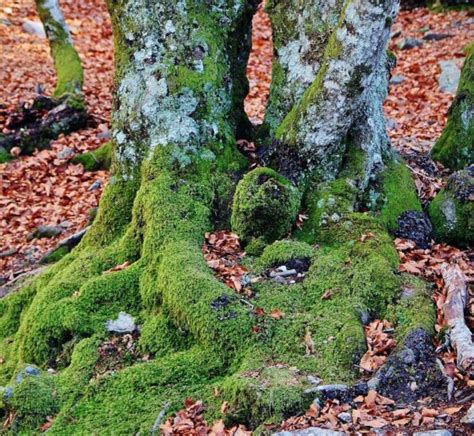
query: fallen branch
[{"left": 441, "top": 263, "right": 474, "bottom": 376}]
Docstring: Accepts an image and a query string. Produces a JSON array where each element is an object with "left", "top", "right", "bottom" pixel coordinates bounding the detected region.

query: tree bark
[{"left": 0, "top": 1, "right": 446, "bottom": 433}]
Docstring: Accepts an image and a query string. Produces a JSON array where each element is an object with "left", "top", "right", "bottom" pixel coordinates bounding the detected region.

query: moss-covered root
[
  {"left": 432, "top": 43, "right": 474, "bottom": 170},
  {"left": 71, "top": 142, "right": 112, "bottom": 171},
  {"left": 36, "top": 0, "right": 84, "bottom": 104},
  {"left": 428, "top": 166, "right": 474, "bottom": 246}
]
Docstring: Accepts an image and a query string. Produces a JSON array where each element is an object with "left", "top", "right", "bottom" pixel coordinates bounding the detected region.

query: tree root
[
  {"left": 0, "top": 96, "right": 87, "bottom": 157},
  {"left": 441, "top": 263, "right": 474, "bottom": 376}
]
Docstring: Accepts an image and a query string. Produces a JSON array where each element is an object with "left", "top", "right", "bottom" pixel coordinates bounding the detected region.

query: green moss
[
  {"left": 386, "top": 274, "right": 436, "bottom": 343},
  {"left": 378, "top": 159, "right": 422, "bottom": 232},
  {"left": 257, "top": 240, "right": 314, "bottom": 271},
  {"left": 71, "top": 142, "right": 112, "bottom": 172},
  {"left": 0, "top": 147, "right": 12, "bottom": 164},
  {"left": 8, "top": 374, "right": 59, "bottom": 432},
  {"left": 432, "top": 43, "right": 474, "bottom": 169},
  {"left": 40, "top": 245, "right": 70, "bottom": 264},
  {"left": 429, "top": 188, "right": 474, "bottom": 246},
  {"left": 231, "top": 167, "right": 301, "bottom": 244}
]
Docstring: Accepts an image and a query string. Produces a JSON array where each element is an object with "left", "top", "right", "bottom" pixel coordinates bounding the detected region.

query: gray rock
[
  {"left": 386, "top": 119, "right": 398, "bottom": 131},
  {"left": 315, "top": 384, "right": 350, "bottom": 402},
  {"left": 58, "top": 146, "right": 75, "bottom": 160},
  {"left": 390, "top": 75, "right": 406, "bottom": 85},
  {"left": 27, "top": 225, "right": 63, "bottom": 240},
  {"left": 16, "top": 365, "right": 41, "bottom": 384},
  {"left": 399, "top": 38, "right": 423, "bottom": 50},
  {"left": 0, "top": 247, "right": 17, "bottom": 258},
  {"left": 438, "top": 60, "right": 461, "bottom": 94},
  {"left": 2, "top": 386, "right": 14, "bottom": 401},
  {"left": 413, "top": 431, "right": 452, "bottom": 436},
  {"left": 307, "top": 375, "right": 321, "bottom": 386},
  {"left": 22, "top": 20, "right": 46, "bottom": 38},
  {"left": 106, "top": 312, "right": 136, "bottom": 333},
  {"left": 89, "top": 180, "right": 102, "bottom": 191},
  {"left": 273, "top": 428, "right": 345, "bottom": 436},
  {"left": 0, "top": 18, "right": 12, "bottom": 26},
  {"left": 337, "top": 412, "right": 352, "bottom": 423},
  {"left": 423, "top": 33, "right": 453, "bottom": 42},
  {"left": 461, "top": 403, "right": 474, "bottom": 427},
  {"left": 97, "top": 130, "right": 111, "bottom": 140}
]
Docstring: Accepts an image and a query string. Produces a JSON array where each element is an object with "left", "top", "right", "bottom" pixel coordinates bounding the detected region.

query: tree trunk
[{"left": 0, "top": 1, "right": 447, "bottom": 433}]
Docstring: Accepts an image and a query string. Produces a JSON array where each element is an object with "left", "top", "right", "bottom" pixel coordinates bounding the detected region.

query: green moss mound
[
  {"left": 431, "top": 43, "right": 474, "bottom": 170},
  {"left": 428, "top": 166, "right": 474, "bottom": 246},
  {"left": 231, "top": 167, "right": 301, "bottom": 244}
]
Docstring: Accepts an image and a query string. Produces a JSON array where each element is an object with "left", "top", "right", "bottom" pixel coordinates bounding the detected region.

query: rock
[
  {"left": 16, "top": 365, "right": 41, "bottom": 384},
  {"left": 97, "top": 130, "right": 111, "bottom": 140},
  {"left": 106, "top": 312, "right": 136, "bottom": 333},
  {"left": 337, "top": 412, "right": 352, "bottom": 423},
  {"left": 59, "top": 220, "right": 72, "bottom": 229},
  {"left": 429, "top": 166, "right": 473, "bottom": 246},
  {"left": 273, "top": 428, "right": 345, "bottom": 436},
  {"left": 438, "top": 60, "right": 460, "bottom": 94},
  {"left": 307, "top": 375, "right": 321, "bottom": 386},
  {"left": 2, "top": 386, "right": 14, "bottom": 401},
  {"left": 0, "top": 18, "right": 12, "bottom": 26},
  {"left": 89, "top": 180, "right": 102, "bottom": 191},
  {"left": 27, "top": 225, "right": 63, "bottom": 240},
  {"left": 390, "top": 75, "right": 406, "bottom": 85},
  {"left": 413, "top": 431, "right": 452, "bottom": 436},
  {"left": 22, "top": 20, "right": 46, "bottom": 38},
  {"left": 0, "top": 247, "right": 17, "bottom": 258},
  {"left": 395, "top": 210, "right": 433, "bottom": 249},
  {"left": 461, "top": 403, "right": 474, "bottom": 427},
  {"left": 57, "top": 146, "right": 75, "bottom": 160},
  {"left": 386, "top": 119, "right": 398, "bottom": 130},
  {"left": 399, "top": 38, "right": 423, "bottom": 50},
  {"left": 314, "top": 384, "right": 351, "bottom": 402},
  {"left": 423, "top": 33, "right": 453, "bottom": 42}
]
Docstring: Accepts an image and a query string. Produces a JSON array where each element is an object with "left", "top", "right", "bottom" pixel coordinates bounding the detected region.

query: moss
[
  {"left": 71, "top": 142, "right": 112, "bottom": 172},
  {"left": 257, "top": 240, "right": 314, "bottom": 271},
  {"left": 52, "top": 43, "right": 84, "bottom": 104},
  {"left": 39, "top": 245, "right": 70, "bottom": 264},
  {"left": 7, "top": 374, "right": 59, "bottom": 432},
  {"left": 432, "top": 43, "right": 474, "bottom": 169},
  {"left": 429, "top": 187, "right": 474, "bottom": 246},
  {"left": 379, "top": 158, "right": 422, "bottom": 232},
  {"left": 0, "top": 147, "right": 12, "bottom": 164},
  {"left": 386, "top": 274, "right": 436, "bottom": 343},
  {"left": 231, "top": 167, "right": 301, "bottom": 244}
]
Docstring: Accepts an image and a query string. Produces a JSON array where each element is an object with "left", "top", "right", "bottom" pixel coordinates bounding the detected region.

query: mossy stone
[
  {"left": 231, "top": 167, "right": 301, "bottom": 243},
  {"left": 428, "top": 166, "right": 474, "bottom": 246}
]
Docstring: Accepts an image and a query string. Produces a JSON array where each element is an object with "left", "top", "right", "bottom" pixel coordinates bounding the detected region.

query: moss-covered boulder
[
  {"left": 431, "top": 43, "right": 473, "bottom": 170},
  {"left": 429, "top": 166, "right": 474, "bottom": 245},
  {"left": 71, "top": 142, "right": 112, "bottom": 171},
  {"left": 231, "top": 167, "right": 301, "bottom": 244}
]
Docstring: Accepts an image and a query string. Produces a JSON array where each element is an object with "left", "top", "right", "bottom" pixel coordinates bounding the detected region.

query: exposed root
[{"left": 441, "top": 263, "right": 474, "bottom": 376}]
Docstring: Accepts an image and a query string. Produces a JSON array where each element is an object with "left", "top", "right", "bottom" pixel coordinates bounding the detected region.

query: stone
[
  {"left": 337, "top": 412, "right": 352, "bottom": 423},
  {"left": 390, "top": 75, "right": 406, "bottom": 85},
  {"left": 314, "top": 384, "right": 351, "bottom": 402},
  {"left": 106, "top": 312, "right": 136, "bottom": 333},
  {"left": 89, "top": 180, "right": 102, "bottom": 191},
  {"left": 438, "top": 60, "right": 460, "bottom": 94},
  {"left": 413, "top": 431, "right": 452, "bottom": 436},
  {"left": 22, "top": 20, "right": 46, "bottom": 38},
  {"left": 461, "top": 403, "right": 474, "bottom": 427},
  {"left": 2, "top": 386, "right": 14, "bottom": 401},
  {"left": 0, "top": 247, "right": 17, "bottom": 258},
  {"left": 57, "top": 146, "right": 75, "bottom": 160},
  {"left": 16, "top": 365, "right": 41, "bottom": 384},
  {"left": 399, "top": 38, "right": 423, "bottom": 50},
  {"left": 422, "top": 33, "right": 453, "bottom": 42},
  {"left": 395, "top": 210, "right": 433, "bottom": 249},
  {"left": 27, "top": 225, "right": 63, "bottom": 240},
  {"left": 273, "top": 428, "right": 345, "bottom": 436}
]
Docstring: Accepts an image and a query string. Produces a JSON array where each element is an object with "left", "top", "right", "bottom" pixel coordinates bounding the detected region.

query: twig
[{"left": 150, "top": 401, "right": 171, "bottom": 435}]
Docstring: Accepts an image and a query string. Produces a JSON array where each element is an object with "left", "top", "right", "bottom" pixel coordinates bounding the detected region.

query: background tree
[
  {"left": 0, "top": 0, "right": 448, "bottom": 433},
  {"left": 0, "top": 0, "right": 86, "bottom": 160}
]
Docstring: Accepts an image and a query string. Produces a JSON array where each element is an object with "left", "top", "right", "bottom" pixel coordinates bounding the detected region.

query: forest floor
[{"left": 0, "top": 0, "right": 473, "bottom": 434}]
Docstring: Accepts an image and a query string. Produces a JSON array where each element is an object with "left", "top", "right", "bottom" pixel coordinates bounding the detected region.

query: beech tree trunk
[{"left": 0, "top": 1, "right": 448, "bottom": 433}]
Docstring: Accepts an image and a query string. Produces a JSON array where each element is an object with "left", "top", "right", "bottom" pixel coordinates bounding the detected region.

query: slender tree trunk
[{"left": 0, "top": 1, "right": 447, "bottom": 433}]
